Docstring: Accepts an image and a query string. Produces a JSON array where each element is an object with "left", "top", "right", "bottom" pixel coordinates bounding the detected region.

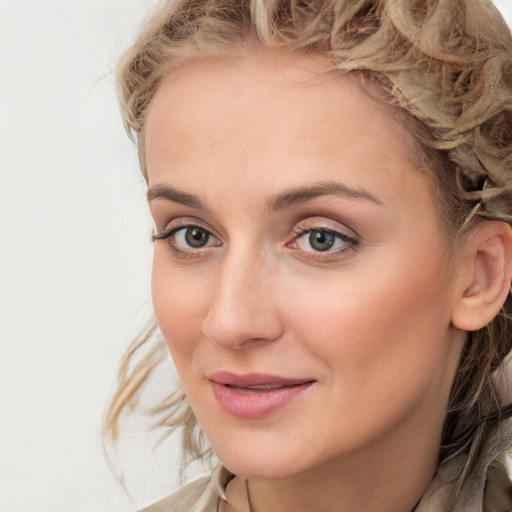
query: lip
[{"left": 207, "top": 372, "right": 315, "bottom": 419}]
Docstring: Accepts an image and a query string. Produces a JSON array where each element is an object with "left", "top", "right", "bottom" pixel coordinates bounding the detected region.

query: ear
[{"left": 452, "top": 221, "right": 512, "bottom": 332}]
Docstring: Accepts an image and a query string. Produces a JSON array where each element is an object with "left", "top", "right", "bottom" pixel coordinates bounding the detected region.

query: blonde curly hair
[{"left": 105, "top": 0, "right": 512, "bottom": 504}]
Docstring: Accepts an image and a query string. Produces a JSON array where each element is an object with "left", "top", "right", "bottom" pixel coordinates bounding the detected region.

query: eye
[
  {"left": 288, "top": 223, "right": 358, "bottom": 259},
  {"left": 296, "top": 229, "right": 351, "bottom": 252},
  {"left": 176, "top": 226, "right": 212, "bottom": 248},
  {"left": 152, "top": 222, "right": 221, "bottom": 256},
  {"left": 302, "top": 230, "right": 339, "bottom": 252}
]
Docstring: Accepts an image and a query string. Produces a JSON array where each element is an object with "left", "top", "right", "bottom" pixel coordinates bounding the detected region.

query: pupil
[
  {"left": 310, "top": 230, "right": 334, "bottom": 251},
  {"left": 185, "top": 227, "right": 208, "bottom": 247}
]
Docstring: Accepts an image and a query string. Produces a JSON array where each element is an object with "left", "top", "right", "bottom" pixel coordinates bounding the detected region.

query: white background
[{"left": 1, "top": 1, "right": 511, "bottom": 511}]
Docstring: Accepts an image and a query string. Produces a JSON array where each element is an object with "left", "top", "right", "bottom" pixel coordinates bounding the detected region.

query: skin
[{"left": 144, "top": 50, "right": 469, "bottom": 512}]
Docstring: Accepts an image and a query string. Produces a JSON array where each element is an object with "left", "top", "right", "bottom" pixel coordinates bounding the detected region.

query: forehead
[
  {"left": 147, "top": 52, "right": 415, "bottom": 161},
  {"left": 144, "top": 50, "right": 429, "bottom": 216}
]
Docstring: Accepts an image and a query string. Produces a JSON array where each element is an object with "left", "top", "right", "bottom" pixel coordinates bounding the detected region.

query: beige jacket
[{"left": 139, "top": 439, "right": 512, "bottom": 512}]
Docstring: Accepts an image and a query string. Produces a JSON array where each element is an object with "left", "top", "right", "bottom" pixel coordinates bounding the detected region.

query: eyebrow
[
  {"left": 147, "top": 185, "right": 206, "bottom": 209},
  {"left": 266, "top": 181, "right": 383, "bottom": 211},
  {"left": 147, "top": 180, "right": 383, "bottom": 211}
]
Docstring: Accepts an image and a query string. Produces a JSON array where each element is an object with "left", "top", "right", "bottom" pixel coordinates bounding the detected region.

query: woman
[{"left": 104, "top": 0, "right": 512, "bottom": 510}]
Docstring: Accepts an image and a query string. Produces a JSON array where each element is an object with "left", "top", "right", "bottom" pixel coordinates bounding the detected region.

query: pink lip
[{"left": 208, "top": 372, "right": 315, "bottom": 419}]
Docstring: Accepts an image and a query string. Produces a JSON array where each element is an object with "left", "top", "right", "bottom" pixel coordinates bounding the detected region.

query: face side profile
[{"left": 143, "top": 49, "right": 512, "bottom": 510}]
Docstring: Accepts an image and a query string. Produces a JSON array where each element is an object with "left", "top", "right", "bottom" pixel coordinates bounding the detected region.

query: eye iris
[
  {"left": 185, "top": 227, "right": 209, "bottom": 247},
  {"left": 309, "top": 230, "right": 335, "bottom": 251}
]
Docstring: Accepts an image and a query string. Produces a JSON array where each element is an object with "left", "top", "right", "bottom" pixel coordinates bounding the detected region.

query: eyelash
[
  {"left": 152, "top": 221, "right": 359, "bottom": 260},
  {"left": 288, "top": 225, "right": 359, "bottom": 260},
  {"left": 152, "top": 222, "right": 219, "bottom": 258}
]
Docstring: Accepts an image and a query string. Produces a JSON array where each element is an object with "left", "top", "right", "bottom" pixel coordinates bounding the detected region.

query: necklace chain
[{"left": 245, "top": 478, "right": 254, "bottom": 512}]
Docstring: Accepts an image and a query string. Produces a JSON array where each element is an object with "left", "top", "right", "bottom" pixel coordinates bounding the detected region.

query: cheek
[
  {"left": 286, "top": 244, "right": 455, "bottom": 392},
  {"left": 151, "top": 253, "right": 208, "bottom": 363}
]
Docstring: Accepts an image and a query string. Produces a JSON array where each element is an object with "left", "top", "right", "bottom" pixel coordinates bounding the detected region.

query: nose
[{"left": 202, "top": 250, "right": 285, "bottom": 350}]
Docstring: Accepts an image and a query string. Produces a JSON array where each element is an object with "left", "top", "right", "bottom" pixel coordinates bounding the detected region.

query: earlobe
[{"left": 452, "top": 222, "right": 512, "bottom": 332}]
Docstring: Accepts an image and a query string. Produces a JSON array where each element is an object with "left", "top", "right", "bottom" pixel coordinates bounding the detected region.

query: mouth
[
  {"left": 207, "top": 372, "right": 316, "bottom": 419},
  {"left": 224, "top": 383, "right": 300, "bottom": 394}
]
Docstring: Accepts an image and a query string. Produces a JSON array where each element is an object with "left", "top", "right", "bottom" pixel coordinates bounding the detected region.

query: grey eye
[
  {"left": 184, "top": 227, "right": 210, "bottom": 248},
  {"left": 308, "top": 230, "right": 336, "bottom": 251}
]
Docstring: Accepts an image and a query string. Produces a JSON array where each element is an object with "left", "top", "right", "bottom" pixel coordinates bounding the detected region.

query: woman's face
[{"left": 145, "top": 51, "right": 465, "bottom": 479}]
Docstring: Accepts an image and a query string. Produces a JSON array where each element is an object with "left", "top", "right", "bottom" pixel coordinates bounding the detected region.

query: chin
[
  {"left": 216, "top": 451, "right": 307, "bottom": 480},
  {"left": 204, "top": 427, "right": 321, "bottom": 479}
]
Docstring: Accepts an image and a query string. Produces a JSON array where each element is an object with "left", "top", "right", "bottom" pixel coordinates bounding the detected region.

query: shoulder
[
  {"left": 417, "top": 446, "right": 512, "bottom": 512},
  {"left": 484, "top": 451, "right": 512, "bottom": 512},
  {"left": 137, "top": 465, "right": 233, "bottom": 512},
  {"left": 137, "top": 476, "right": 213, "bottom": 512}
]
